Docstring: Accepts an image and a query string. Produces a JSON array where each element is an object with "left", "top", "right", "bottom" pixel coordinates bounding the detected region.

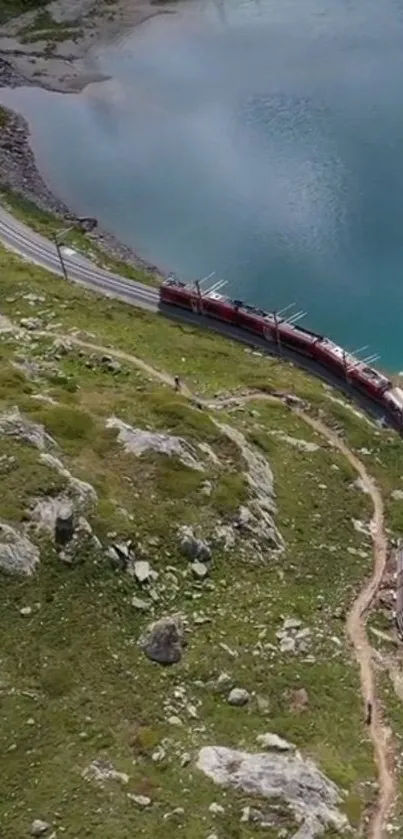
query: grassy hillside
[
  {"left": 1, "top": 244, "right": 403, "bottom": 837},
  {"left": 0, "top": 0, "right": 47, "bottom": 25}
]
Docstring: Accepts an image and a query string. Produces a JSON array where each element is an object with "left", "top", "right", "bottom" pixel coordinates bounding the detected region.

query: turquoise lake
[{"left": 2, "top": 0, "right": 403, "bottom": 369}]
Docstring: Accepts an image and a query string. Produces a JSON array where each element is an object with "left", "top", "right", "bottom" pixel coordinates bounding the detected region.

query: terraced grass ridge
[{"left": 1, "top": 243, "right": 403, "bottom": 839}]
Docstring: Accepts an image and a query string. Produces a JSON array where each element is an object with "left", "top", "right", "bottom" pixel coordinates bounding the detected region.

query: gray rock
[
  {"left": 55, "top": 501, "right": 75, "bottom": 546},
  {"left": 83, "top": 759, "right": 129, "bottom": 785},
  {"left": 197, "top": 746, "right": 349, "bottom": 839},
  {"left": 0, "top": 406, "right": 55, "bottom": 450},
  {"left": 133, "top": 559, "right": 152, "bottom": 583},
  {"left": 191, "top": 560, "right": 209, "bottom": 579},
  {"left": 20, "top": 606, "right": 33, "bottom": 617},
  {"left": 209, "top": 802, "right": 225, "bottom": 815},
  {"left": 132, "top": 596, "right": 151, "bottom": 611},
  {"left": 128, "top": 793, "right": 151, "bottom": 807},
  {"left": 279, "top": 636, "right": 296, "bottom": 654},
  {"left": 20, "top": 317, "right": 43, "bottom": 331},
  {"left": 30, "top": 821, "right": 50, "bottom": 837},
  {"left": 283, "top": 618, "right": 302, "bottom": 631},
  {"left": 213, "top": 524, "right": 236, "bottom": 551},
  {"left": 227, "top": 687, "right": 250, "bottom": 706},
  {"left": 391, "top": 489, "right": 403, "bottom": 501},
  {"left": 106, "top": 418, "right": 204, "bottom": 471},
  {"left": 215, "top": 421, "right": 283, "bottom": 551},
  {"left": 139, "top": 614, "right": 186, "bottom": 665},
  {"left": 179, "top": 525, "right": 212, "bottom": 562},
  {"left": 215, "top": 671, "right": 233, "bottom": 691},
  {"left": 256, "top": 733, "right": 295, "bottom": 752},
  {"left": 0, "top": 522, "right": 40, "bottom": 576}
]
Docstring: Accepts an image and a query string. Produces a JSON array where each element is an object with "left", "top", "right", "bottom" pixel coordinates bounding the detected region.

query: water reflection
[{"left": 1, "top": 0, "right": 403, "bottom": 367}]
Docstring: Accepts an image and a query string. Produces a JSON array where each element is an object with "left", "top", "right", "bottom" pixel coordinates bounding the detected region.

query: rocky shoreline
[{"left": 0, "top": 56, "right": 163, "bottom": 277}]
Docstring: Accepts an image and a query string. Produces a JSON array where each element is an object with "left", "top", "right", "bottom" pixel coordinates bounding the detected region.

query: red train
[{"left": 160, "top": 277, "right": 403, "bottom": 428}]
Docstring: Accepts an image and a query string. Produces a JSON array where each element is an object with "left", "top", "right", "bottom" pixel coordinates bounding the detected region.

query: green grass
[
  {"left": 2, "top": 246, "right": 403, "bottom": 836},
  {"left": 0, "top": 106, "right": 11, "bottom": 127},
  {"left": 0, "top": 0, "right": 47, "bottom": 25},
  {"left": 16, "top": 8, "right": 81, "bottom": 42},
  {"left": 0, "top": 190, "right": 160, "bottom": 286}
]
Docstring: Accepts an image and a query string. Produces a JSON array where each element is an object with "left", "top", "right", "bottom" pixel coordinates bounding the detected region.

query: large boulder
[
  {"left": 197, "top": 745, "right": 348, "bottom": 839},
  {"left": 179, "top": 525, "right": 212, "bottom": 562},
  {"left": 55, "top": 502, "right": 75, "bottom": 546},
  {"left": 139, "top": 614, "right": 186, "bottom": 665}
]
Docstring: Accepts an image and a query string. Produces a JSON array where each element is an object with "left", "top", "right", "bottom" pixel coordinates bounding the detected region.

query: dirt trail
[
  {"left": 294, "top": 410, "right": 395, "bottom": 839},
  {"left": 57, "top": 333, "right": 395, "bottom": 837}
]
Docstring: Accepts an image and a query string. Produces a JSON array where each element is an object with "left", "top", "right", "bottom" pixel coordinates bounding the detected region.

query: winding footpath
[
  {"left": 298, "top": 411, "right": 396, "bottom": 839},
  {"left": 0, "top": 207, "right": 397, "bottom": 837}
]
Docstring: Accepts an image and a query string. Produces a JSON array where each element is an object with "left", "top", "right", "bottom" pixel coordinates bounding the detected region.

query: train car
[
  {"left": 382, "top": 386, "right": 403, "bottom": 427},
  {"left": 160, "top": 277, "right": 198, "bottom": 311},
  {"left": 348, "top": 364, "right": 391, "bottom": 404},
  {"left": 159, "top": 278, "right": 403, "bottom": 430}
]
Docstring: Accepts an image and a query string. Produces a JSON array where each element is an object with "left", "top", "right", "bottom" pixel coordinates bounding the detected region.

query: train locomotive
[{"left": 159, "top": 276, "right": 403, "bottom": 429}]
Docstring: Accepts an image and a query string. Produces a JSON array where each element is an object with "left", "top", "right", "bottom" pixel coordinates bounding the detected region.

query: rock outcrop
[
  {"left": 0, "top": 406, "right": 56, "bottom": 450},
  {"left": 0, "top": 522, "right": 40, "bottom": 576},
  {"left": 214, "top": 421, "right": 283, "bottom": 552},
  {"left": 106, "top": 417, "right": 205, "bottom": 471},
  {"left": 197, "top": 745, "right": 348, "bottom": 839}
]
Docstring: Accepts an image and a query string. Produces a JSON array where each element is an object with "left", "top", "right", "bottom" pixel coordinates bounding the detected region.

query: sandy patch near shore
[{"left": 0, "top": 0, "right": 179, "bottom": 93}]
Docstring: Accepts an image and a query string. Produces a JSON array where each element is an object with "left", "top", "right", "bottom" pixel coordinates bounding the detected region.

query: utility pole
[
  {"left": 54, "top": 225, "right": 76, "bottom": 281},
  {"left": 54, "top": 216, "right": 97, "bottom": 280}
]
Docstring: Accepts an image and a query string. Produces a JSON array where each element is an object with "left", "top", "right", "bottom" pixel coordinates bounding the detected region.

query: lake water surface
[{"left": 2, "top": 0, "right": 403, "bottom": 368}]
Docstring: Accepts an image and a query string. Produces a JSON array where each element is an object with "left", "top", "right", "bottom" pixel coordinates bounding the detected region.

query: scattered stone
[
  {"left": 283, "top": 618, "right": 302, "bottom": 631},
  {"left": 30, "top": 820, "right": 50, "bottom": 836},
  {"left": 0, "top": 406, "right": 55, "bottom": 450},
  {"left": 180, "top": 752, "right": 191, "bottom": 766},
  {"left": 215, "top": 672, "right": 233, "bottom": 691},
  {"left": 134, "top": 559, "right": 152, "bottom": 584},
  {"left": 83, "top": 759, "right": 129, "bottom": 786},
  {"left": 20, "top": 606, "right": 33, "bottom": 617},
  {"left": 106, "top": 418, "right": 204, "bottom": 471},
  {"left": 152, "top": 745, "right": 166, "bottom": 762},
  {"left": 279, "top": 636, "right": 296, "bottom": 654},
  {"left": 256, "top": 733, "right": 295, "bottom": 752},
  {"left": 256, "top": 695, "right": 270, "bottom": 714},
  {"left": 131, "top": 596, "right": 151, "bottom": 611},
  {"left": 20, "top": 317, "right": 43, "bottom": 331},
  {"left": 209, "top": 802, "right": 225, "bottom": 815},
  {"left": 108, "top": 541, "right": 131, "bottom": 570},
  {"left": 0, "top": 522, "right": 40, "bottom": 576},
  {"left": 191, "top": 560, "right": 209, "bottom": 579},
  {"left": 290, "top": 688, "right": 309, "bottom": 713},
  {"left": 227, "top": 687, "right": 250, "bottom": 706},
  {"left": 179, "top": 525, "right": 212, "bottom": 562},
  {"left": 168, "top": 715, "right": 183, "bottom": 726},
  {"left": 127, "top": 793, "right": 151, "bottom": 807},
  {"left": 201, "top": 480, "right": 213, "bottom": 496},
  {"left": 197, "top": 746, "right": 348, "bottom": 838},
  {"left": 219, "top": 642, "right": 238, "bottom": 657},
  {"left": 139, "top": 614, "right": 186, "bottom": 665}
]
